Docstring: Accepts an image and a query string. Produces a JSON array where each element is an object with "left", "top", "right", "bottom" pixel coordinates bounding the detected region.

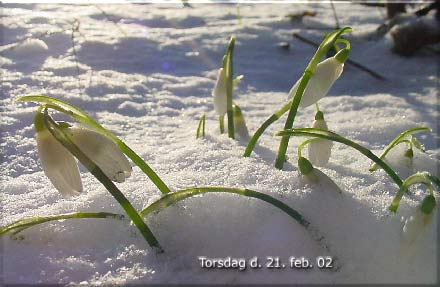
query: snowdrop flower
[
  {"left": 233, "top": 104, "right": 250, "bottom": 141},
  {"left": 35, "top": 115, "right": 83, "bottom": 198},
  {"left": 66, "top": 127, "right": 132, "bottom": 183},
  {"left": 298, "top": 157, "right": 342, "bottom": 193},
  {"left": 401, "top": 195, "right": 436, "bottom": 246},
  {"left": 308, "top": 111, "right": 333, "bottom": 166},
  {"left": 288, "top": 49, "right": 348, "bottom": 108},
  {"left": 34, "top": 110, "right": 132, "bottom": 197},
  {"left": 212, "top": 67, "right": 227, "bottom": 116}
]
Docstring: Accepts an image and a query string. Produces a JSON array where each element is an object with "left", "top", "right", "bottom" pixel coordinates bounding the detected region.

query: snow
[{"left": 1, "top": 2, "right": 439, "bottom": 285}]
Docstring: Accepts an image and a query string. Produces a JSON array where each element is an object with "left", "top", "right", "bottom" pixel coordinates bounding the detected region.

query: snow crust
[{"left": 1, "top": 3, "right": 439, "bottom": 285}]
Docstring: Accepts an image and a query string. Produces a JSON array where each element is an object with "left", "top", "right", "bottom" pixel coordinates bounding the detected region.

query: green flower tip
[
  {"left": 233, "top": 103, "right": 243, "bottom": 117},
  {"left": 420, "top": 195, "right": 436, "bottom": 215},
  {"left": 33, "top": 110, "right": 45, "bottom": 133},
  {"left": 404, "top": 148, "right": 414, "bottom": 159},
  {"left": 298, "top": 157, "right": 314, "bottom": 175},
  {"left": 389, "top": 204, "right": 398, "bottom": 213},
  {"left": 315, "top": 111, "right": 324, "bottom": 121}
]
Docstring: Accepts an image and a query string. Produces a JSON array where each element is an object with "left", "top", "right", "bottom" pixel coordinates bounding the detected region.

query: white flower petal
[
  {"left": 67, "top": 128, "right": 132, "bottom": 183},
  {"left": 37, "top": 130, "right": 82, "bottom": 197},
  {"left": 308, "top": 119, "right": 333, "bottom": 166},
  {"left": 288, "top": 57, "right": 344, "bottom": 108},
  {"left": 212, "top": 68, "right": 227, "bottom": 116},
  {"left": 401, "top": 209, "right": 433, "bottom": 246}
]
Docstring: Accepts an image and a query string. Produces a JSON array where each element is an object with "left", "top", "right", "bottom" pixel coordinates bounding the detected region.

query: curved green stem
[
  {"left": 297, "top": 138, "right": 320, "bottom": 158},
  {"left": 139, "top": 186, "right": 340, "bottom": 265},
  {"left": 369, "top": 127, "right": 431, "bottom": 172},
  {"left": 243, "top": 100, "right": 292, "bottom": 157},
  {"left": 42, "top": 110, "right": 163, "bottom": 251},
  {"left": 390, "top": 172, "right": 438, "bottom": 213},
  {"left": 17, "top": 95, "right": 171, "bottom": 194},
  {"left": 275, "top": 128, "right": 403, "bottom": 188},
  {"left": 140, "top": 186, "right": 308, "bottom": 227},
  {"left": 1, "top": 212, "right": 125, "bottom": 236}
]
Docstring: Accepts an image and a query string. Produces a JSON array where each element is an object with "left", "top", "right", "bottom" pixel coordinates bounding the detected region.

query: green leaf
[
  {"left": 1, "top": 212, "right": 125, "bottom": 236},
  {"left": 196, "top": 113, "right": 206, "bottom": 139}
]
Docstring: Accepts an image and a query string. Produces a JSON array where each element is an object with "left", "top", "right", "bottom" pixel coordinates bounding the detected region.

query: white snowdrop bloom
[
  {"left": 288, "top": 56, "right": 344, "bottom": 108},
  {"left": 36, "top": 129, "right": 83, "bottom": 198},
  {"left": 298, "top": 157, "right": 342, "bottom": 193},
  {"left": 401, "top": 195, "right": 436, "bottom": 247},
  {"left": 212, "top": 67, "right": 227, "bottom": 116},
  {"left": 308, "top": 111, "right": 333, "bottom": 166},
  {"left": 66, "top": 127, "right": 132, "bottom": 183},
  {"left": 233, "top": 104, "right": 250, "bottom": 141}
]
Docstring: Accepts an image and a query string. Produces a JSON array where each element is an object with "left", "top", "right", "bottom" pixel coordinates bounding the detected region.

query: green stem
[
  {"left": 224, "top": 37, "right": 235, "bottom": 139},
  {"left": 42, "top": 110, "right": 163, "bottom": 252},
  {"left": 139, "top": 186, "right": 339, "bottom": 263},
  {"left": 390, "top": 172, "right": 437, "bottom": 213},
  {"left": 1, "top": 212, "right": 125, "bottom": 236},
  {"left": 275, "top": 70, "right": 313, "bottom": 169},
  {"left": 243, "top": 100, "right": 292, "bottom": 157},
  {"left": 315, "top": 103, "right": 320, "bottom": 112},
  {"left": 17, "top": 95, "right": 171, "bottom": 194},
  {"left": 276, "top": 128, "right": 403, "bottom": 188},
  {"left": 297, "top": 138, "right": 320, "bottom": 158},
  {"left": 196, "top": 114, "right": 206, "bottom": 139},
  {"left": 369, "top": 126, "right": 430, "bottom": 172},
  {"left": 219, "top": 115, "right": 225, "bottom": 134},
  {"left": 140, "top": 186, "right": 309, "bottom": 227}
]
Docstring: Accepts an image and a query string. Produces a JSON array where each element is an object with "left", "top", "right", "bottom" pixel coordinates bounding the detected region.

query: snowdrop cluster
[{"left": 4, "top": 27, "right": 438, "bottom": 256}]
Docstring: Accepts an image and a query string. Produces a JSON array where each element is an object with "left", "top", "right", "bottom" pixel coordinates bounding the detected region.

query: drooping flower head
[
  {"left": 288, "top": 48, "right": 349, "bottom": 108},
  {"left": 401, "top": 195, "right": 436, "bottom": 246},
  {"left": 298, "top": 156, "right": 342, "bottom": 193},
  {"left": 35, "top": 111, "right": 83, "bottom": 197},
  {"left": 308, "top": 110, "right": 333, "bottom": 166},
  {"left": 34, "top": 110, "right": 132, "bottom": 197}
]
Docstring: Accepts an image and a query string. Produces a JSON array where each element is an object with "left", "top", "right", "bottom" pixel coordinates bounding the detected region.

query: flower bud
[
  {"left": 308, "top": 112, "right": 333, "bottom": 166},
  {"left": 233, "top": 104, "right": 249, "bottom": 141},
  {"left": 212, "top": 68, "right": 227, "bottom": 116},
  {"left": 298, "top": 157, "right": 342, "bottom": 193},
  {"left": 401, "top": 195, "right": 436, "bottom": 246}
]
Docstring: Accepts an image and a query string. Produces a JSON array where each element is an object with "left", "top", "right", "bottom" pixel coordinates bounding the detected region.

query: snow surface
[{"left": 1, "top": 2, "right": 439, "bottom": 285}]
